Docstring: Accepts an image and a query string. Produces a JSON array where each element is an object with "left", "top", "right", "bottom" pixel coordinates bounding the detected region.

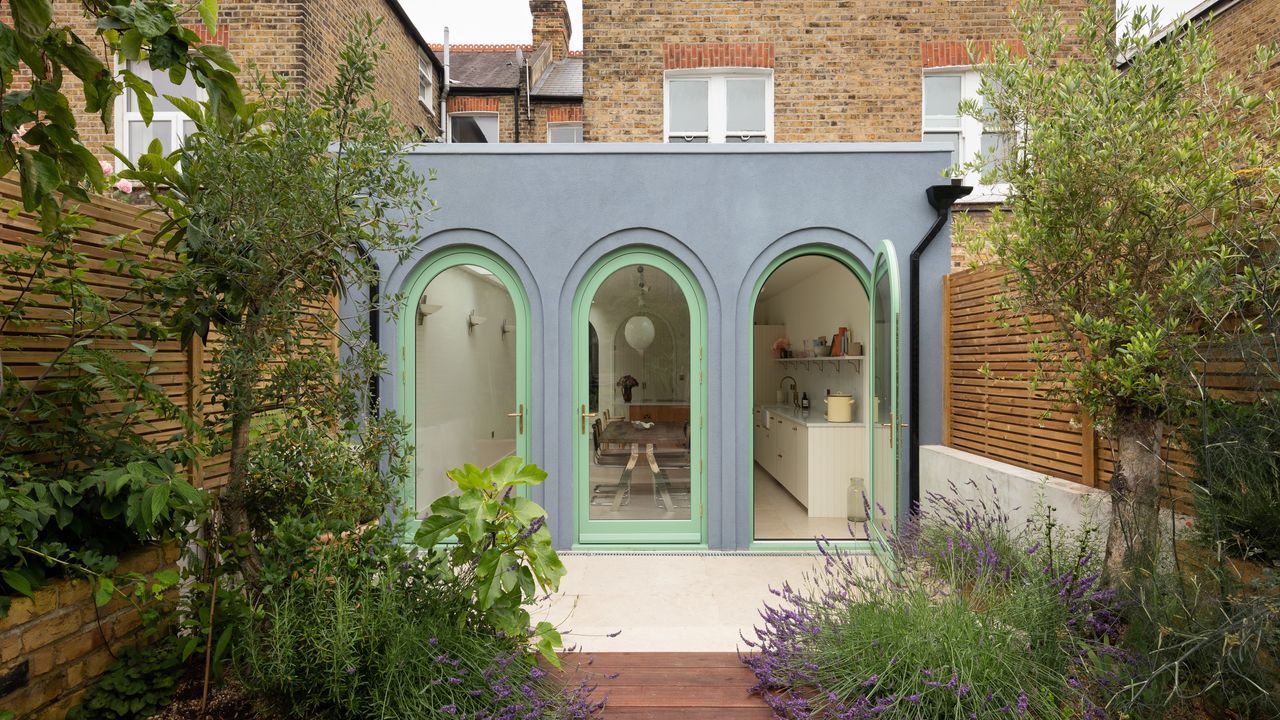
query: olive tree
[
  {"left": 125, "top": 17, "right": 432, "bottom": 567},
  {"left": 966, "top": 0, "right": 1280, "bottom": 586}
]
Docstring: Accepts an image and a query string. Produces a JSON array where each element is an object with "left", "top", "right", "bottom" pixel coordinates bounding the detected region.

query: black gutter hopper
[{"left": 909, "top": 181, "right": 972, "bottom": 512}]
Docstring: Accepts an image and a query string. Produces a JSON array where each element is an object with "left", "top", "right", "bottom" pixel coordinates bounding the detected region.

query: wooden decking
[{"left": 562, "top": 652, "right": 772, "bottom": 719}]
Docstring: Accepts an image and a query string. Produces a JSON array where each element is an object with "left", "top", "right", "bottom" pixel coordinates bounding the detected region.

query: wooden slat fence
[
  {"left": 941, "top": 267, "right": 1223, "bottom": 506},
  {"left": 0, "top": 176, "right": 230, "bottom": 490}
]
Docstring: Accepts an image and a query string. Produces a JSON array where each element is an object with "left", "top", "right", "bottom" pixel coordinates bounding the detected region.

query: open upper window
[
  {"left": 665, "top": 70, "right": 773, "bottom": 144},
  {"left": 547, "top": 122, "right": 583, "bottom": 143},
  {"left": 450, "top": 113, "right": 500, "bottom": 143},
  {"left": 119, "top": 60, "right": 200, "bottom": 164},
  {"left": 418, "top": 57, "right": 436, "bottom": 113},
  {"left": 922, "top": 68, "right": 1010, "bottom": 195}
]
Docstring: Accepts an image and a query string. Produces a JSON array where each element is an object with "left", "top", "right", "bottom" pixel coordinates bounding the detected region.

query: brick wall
[
  {"left": 27, "top": 0, "right": 437, "bottom": 162},
  {"left": 450, "top": 94, "right": 521, "bottom": 143},
  {"left": 302, "top": 0, "right": 441, "bottom": 139},
  {"left": 582, "top": 0, "right": 1084, "bottom": 143},
  {"left": 0, "top": 546, "right": 179, "bottom": 720},
  {"left": 1205, "top": 0, "right": 1280, "bottom": 111},
  {"left": 536, "top": 103, "right": 585, "bottom": 142}
]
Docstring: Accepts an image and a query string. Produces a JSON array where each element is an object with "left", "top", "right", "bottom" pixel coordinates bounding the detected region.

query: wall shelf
[{"left": 775, "top": 355, "right": 864, "bottom": 373}]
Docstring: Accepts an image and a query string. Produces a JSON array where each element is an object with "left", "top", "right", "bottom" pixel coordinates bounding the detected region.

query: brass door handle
[
  {"left": 580, "top": 404, "right": 598, "bottom": 433},
  {"left": 507, "top": 404, "right": 524, "bottom": 433}
]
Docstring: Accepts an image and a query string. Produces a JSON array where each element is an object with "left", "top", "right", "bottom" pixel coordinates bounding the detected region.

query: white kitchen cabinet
[{"left": 754, "top": 406, "right": 866, "bottom": 518}]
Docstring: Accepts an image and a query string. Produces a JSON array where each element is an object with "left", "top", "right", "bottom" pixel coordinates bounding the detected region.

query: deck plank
[{"left": 557, "top": 652, "right": 771, "bottom": 718}]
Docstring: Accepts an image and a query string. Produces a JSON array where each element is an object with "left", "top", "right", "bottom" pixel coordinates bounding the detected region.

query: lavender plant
[{"left": 742, "top": 481, "right": 1132, "bottom": 719}]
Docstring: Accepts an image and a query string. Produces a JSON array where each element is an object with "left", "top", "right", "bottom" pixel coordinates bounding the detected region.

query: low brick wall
[{"left": 0, "top": 545, "right": 179, "bottom": 720}]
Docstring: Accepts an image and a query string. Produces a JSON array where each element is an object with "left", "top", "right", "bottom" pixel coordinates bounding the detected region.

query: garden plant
[
  {"left": 742, "top": 485, "right": 1131, "bottom": 719},
  {"left": 962, "top": 0, "right": 1280, "bottom": 586},
  {"left": 1, "top": 0, "right": 241, "bottom": 613}
]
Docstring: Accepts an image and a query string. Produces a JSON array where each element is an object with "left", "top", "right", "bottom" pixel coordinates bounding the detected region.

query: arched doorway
[
  {"left": 746, "top": 243, "right": 900, "bottom": 547},
  {"left": 572, "top": 248, "right": 707, "bottom": 545},
  {"left": 397, "top": 248, "right": 532, "bottom": 523}
]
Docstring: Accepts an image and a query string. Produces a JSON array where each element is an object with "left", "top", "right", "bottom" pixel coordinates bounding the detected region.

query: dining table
[
  {"left": 598, "top": 419, "right": 687, "bottom": 450},
  {"left": 597, "top": 420, "right": 689, "bottom": 514}
]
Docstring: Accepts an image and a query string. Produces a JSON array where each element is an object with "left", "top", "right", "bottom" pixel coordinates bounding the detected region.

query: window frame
[
  {"left": 114, "top": 59, "right": 205, "bottom": 166},
  {"left": 546, "top": 121, "right": 583, "bottom": 144},
  {"left": 418, "top": 56, "right": 436, "bottom": 115},
  {"left": 922, "top": 66, "right": 1011, "bottom": 200},
  {"left": 663, "top": 68, "right": 774, "bottom": 144},
  {"left": 448, "top": 111, "right": 502, "bottom": 144}
]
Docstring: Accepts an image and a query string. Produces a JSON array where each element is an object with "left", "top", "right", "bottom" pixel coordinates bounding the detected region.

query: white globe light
[{"left": 623, "top": 315, "right": 655, "bottom": 352}]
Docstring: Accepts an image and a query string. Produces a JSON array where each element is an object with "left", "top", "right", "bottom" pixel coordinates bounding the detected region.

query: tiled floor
[
  {"left": 534, "top": 553, "right": 874, "bottom": 652},
  {"left": 752, "top": 464, "right": 865, "bottom": 541}
]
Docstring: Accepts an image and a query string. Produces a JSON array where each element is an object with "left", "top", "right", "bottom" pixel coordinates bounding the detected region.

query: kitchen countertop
[{"left": 758, "top": 404, "right": 866, "bottom": 429}]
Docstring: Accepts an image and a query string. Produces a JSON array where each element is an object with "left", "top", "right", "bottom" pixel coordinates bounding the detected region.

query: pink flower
[
  {"left": 100, "top": 160, "right": 114, "bottom": 176},
  {"left": 114, "top": 178, "right": 134, "bottom": 194}
]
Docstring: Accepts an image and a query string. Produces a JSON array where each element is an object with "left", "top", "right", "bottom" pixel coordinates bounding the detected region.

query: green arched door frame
[
  {"left": 396, "top": 246, "right": 533, "bottom": 535},
  {"left": 869, "top": 239, "right": 902, "bottom": 565},
  {"left": 572, "top": 247, "right": 708, "bottom": 546},
  {"left": 745, "top": 244, "right": 877, "bottom": 549}
]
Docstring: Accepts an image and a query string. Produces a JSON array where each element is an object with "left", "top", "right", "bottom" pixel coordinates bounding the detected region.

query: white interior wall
[
  {"left": 414, "top": 267, "right": 518, "bottom": 511},
  {"left": 589, "top": 267, "right": 691, "bottom": 418},
  {"left": 754, "top": 261, "right": 870, "bottom": 419}
]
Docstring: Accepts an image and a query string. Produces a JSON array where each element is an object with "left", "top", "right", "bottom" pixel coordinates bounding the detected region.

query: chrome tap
[{"left": 779, "top": 376, "right": 798, "bottom": 407}]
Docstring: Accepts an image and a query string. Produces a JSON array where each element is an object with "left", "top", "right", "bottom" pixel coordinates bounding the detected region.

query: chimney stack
[{"left": 529, "top": 0, "right": 571, "bottom": 60}]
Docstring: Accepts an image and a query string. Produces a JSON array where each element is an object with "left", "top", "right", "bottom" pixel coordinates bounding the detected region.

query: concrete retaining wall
[{"left": 920, "top": 444, "right": 1111, "bottom": 534}]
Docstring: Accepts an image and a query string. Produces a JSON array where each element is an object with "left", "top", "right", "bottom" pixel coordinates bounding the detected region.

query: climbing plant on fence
[{"left": 0, "top": 0, "right": 242, "bottom": 611}]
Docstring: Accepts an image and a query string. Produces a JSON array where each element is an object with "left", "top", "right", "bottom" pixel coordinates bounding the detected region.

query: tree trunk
[
  {"left": 223, "top": 408, "right": 261, "bottom": 579},
  {"left": 1103, "top": 413, "right": 1163, "bottom": 591}
]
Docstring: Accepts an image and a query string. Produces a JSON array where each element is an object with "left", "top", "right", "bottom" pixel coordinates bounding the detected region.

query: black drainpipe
[
  {"left": 909, "top": 181, "right": 972, "bottom": 512},
  {"left": 512, "top": 87, "right": 522, "bottom": 143},
  {"left": 368, "top": 279, "right": 380, "bottom": 414}
]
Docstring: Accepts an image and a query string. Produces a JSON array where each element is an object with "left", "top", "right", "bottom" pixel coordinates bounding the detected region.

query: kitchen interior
[
  {"left": 753, "top": 255, "right": 871, "bottom": 541},
  {"left": 587, "top": 264, "right": 693, "bottom": 521}
]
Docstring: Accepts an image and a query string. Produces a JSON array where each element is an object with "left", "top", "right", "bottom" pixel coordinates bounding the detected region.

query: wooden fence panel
[
  {"left": 0, "top": 177, "right": 231, "bottom": 490},
  {"left": 942, "top": 267, "right": 1098, "bottom": 486},
  {"left": 940, "top": 266, "right": 1267, "bottom": 508}
]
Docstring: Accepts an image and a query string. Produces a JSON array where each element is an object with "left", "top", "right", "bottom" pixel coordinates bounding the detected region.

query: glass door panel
[
  {"left": 870, "top": 242, "right": 901, "bottom": 559},
  {"left": 408, "top": 256, "right": 529, "bottom": 520},
  {"left": 575, "top": 252, "right": 704, "bottom": 544}
]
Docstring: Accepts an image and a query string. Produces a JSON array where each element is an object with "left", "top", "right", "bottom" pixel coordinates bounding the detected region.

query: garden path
[{"left": 535, "top": 553, "right": 873, "bottom": 652}]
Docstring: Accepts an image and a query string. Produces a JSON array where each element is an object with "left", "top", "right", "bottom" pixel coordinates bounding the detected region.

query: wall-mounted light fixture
[
  {"left": 467, "top": 311, "right": 487, "bottom": 334},
  {"left": 418, "top": 298, "right": 442, "bottom": 325},
  {"left": 501, "top": 319, "right": 515, "bottom": 337}
]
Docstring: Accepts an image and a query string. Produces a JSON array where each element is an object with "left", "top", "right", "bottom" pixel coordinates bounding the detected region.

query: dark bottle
[{"left": 800, "top": 392, "right": 810, "bottom": 410}]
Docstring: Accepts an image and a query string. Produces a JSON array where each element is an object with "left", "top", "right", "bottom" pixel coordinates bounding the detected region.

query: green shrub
[
  {"left": 1189, "top": 399, "right": 1280, "bottom": 564},
  {"left": 415, "top": 457, "right": 567, "bottom": 664},
  {"left": 67, "top": 636, "right": 185, "bottom": 720},
  {"left": 1121, "top": 550, "right": 1280, "bottom": 717},
  {"left": 235, "top": 414, "right": 404, "bottom": 537},
  {"left": 235, "top": 539, "right": 597, "bottom": 720}
]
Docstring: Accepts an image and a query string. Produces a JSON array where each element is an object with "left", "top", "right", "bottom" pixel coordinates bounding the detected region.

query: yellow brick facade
[
  {"left": 582, "top": 0, "right": 1086, "bottom": 143},
  {"left": 29, "top": 0, "right": 440, "bottom": 162}
]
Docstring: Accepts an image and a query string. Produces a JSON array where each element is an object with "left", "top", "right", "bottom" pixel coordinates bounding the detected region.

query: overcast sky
[{"left": 400, "top": 1, "right": 1202, "bottom": 53}]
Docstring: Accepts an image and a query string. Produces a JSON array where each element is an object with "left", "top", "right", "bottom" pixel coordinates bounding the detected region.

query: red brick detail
[
  {"left": 922, "top": 40, "right": 1026, "bottom": 68},
  {"left": 448, "top": 96, "right": 502, "bottom": 114},
  {"left": 429, "top": 43, "right": 534, "bottom": 53},
  {"left": 191, "top": 25, "right": 231, "bottom": 46},
  {"left": 547, "top": 106, "right": 583, "bottom": 123},
  {"left": 568, "top": 50, "right": 584, "bottom": 58},
  {"left": 662, "top": 43, "right": 774, "bottom": 70}
]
